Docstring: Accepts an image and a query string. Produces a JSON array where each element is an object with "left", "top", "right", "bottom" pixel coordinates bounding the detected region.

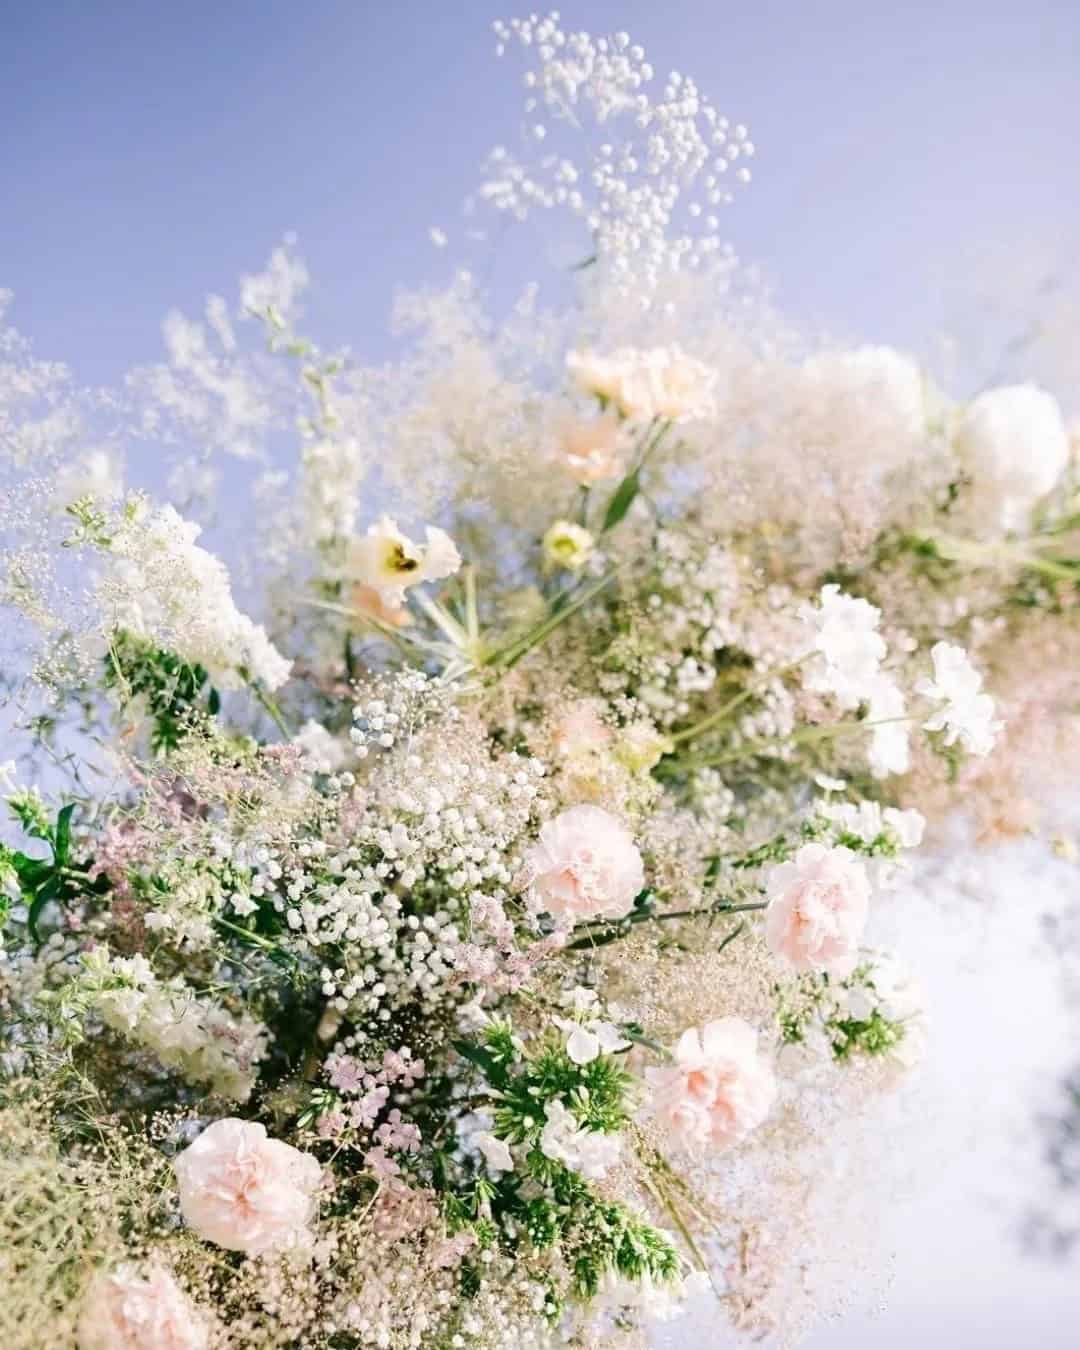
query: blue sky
[{"left": 4, "top": 0, "right": 1080, "bottom": 384}]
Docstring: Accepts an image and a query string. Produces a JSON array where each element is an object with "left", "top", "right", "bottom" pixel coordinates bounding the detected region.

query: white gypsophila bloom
[
  {"left": 542, "top": 519, "right": 595, "bottom": 572},
  {"left": 953, "top": 383, "right": 1070, "bottom": 533},
  {"left": 800, "top": 584, "right": 886, "bottom": 711},
  {"left": 539, "top": 1099, "right": 621, "bottom": 1180},
  {"left": 566, "top": 345, "right": 716, "bottom": 424},
  {"left": 348, "top": 515, "right": 461, "bottom": 605},
  {"left": 865, "top": 675, "right": 910, "bottom": 778},
  {"left": 801, "top": 345, "right": 926, "bottom": 438},
  {"left": 292, "top": 720, "right": 348, "bottom": 775},
  {"left": 105, "top": 501, "right": 291, "bottom": 691},
  {"left": 915, "top": 641, "right": 1000, "bottom": 756},
  {"left": 52, "top": 446, "right": 124, "bottom": 509}
]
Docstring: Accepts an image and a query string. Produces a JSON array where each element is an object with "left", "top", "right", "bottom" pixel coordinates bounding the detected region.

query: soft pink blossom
[
  {"left": 77, "top": 1264, "right": 207, "bottom": 1350},
  {"left": 765, "top": 843, "right": 870, "bottom": 977},
  {"left": 646, "top": 1018, "right": 776, "bottom": 1150},
  {"left": 522, "top": 804, "right": 644, "bottom": 923},
  {"left": 556, "top": 411, "right": 624, "bottom": 484},
  {"left": 173, "top": 1117, "right": 322, "bottom": 1255},
  {"left": 551, "top": 700, "right": 612, "bottom": 759}
]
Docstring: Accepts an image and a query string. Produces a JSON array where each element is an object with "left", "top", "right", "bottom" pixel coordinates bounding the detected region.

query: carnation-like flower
[
  {"left": 800, "top": 584, "right": 886, "bottom": 711},
  {"left": 765, "top": 843, "right": 871, "bottom": 977},
  {"left": 522, "top": 804, "right": 644, "bottom": 923},
  {"left": 567, "top": 345, "right": 716, "bottom": 423},
  {"left": 551, "top": 700, "right": 612, "bottom": 759},
  {"left": 557, "top": 411, "right": 624, "bottom": 484},
  {"left": 77, "top": 1263, "right": 207, "bottom": 1350},
  {"left": 542, "top": 519, "right": 595, "bottom": 571},
  {"left": 539, "top": 1098, "right": 621, "bottom": 1178},
  {"left": 646, "top": 1018, "right": 776, "bottom": 1150},
  {"left": 349, "top": 515, "right": 461, "bottom": 605},
  {"left": 173, "top": 1118, "right": 322, "bottom": 1255},
  {"left": 953, "top": 383, "right": 1070, "bottom": 533},
  {"left": 915, "top": 641, "right": 999, "bottom": 756}
]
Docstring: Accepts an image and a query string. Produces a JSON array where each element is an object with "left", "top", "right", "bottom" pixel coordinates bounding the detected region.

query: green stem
[
  {"left": 662, "top": 715, "right": 913, "bottom": 776},
  {"left": 669, "top": 652, "right": 813, "bottom": 747}
]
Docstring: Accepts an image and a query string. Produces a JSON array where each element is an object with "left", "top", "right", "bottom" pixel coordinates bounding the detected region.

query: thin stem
[
  {"left": 663, "top": 715, "right": 914, "bottom": 775},
  {"left": 249, "top": 682, "right": 291, "bottom": 737},
  {"left": 669, "top": 652, "right": 813, "bottom": 747}
]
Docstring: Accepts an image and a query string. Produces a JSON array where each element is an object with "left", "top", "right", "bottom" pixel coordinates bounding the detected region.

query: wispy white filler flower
[
  {"left": 954, "top": 383, "right": 1070, "bottom": 533},
  {"left": 349, "top": 515, "right": 461, "bottom": 605},
  {"left": 916, "top": 641, "right": 1000, "bottom": 756},
  {"left": 646, "top": 1018, "right": 776, "bottom": 1150}
]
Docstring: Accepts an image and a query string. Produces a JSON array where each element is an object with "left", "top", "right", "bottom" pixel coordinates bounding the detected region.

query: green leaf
[
  {"left": 11, "top": 852, "right": 53, "bottom": 887},
  {"left": 53, "top": 803, "right": 75, "bottom": 866},
  {"left": 27, "top": 874, "right": 60, "bottom": 945},
  {"left": 601, "top": 469, "right": 641, "bottom": 532},
  {"left": 453, "top": 1038, "right": 508, "bottom": 1089}
]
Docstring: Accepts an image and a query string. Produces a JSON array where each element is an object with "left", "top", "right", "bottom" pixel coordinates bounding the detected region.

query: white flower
[
  {"left": 539, "top": 1099, "right": 621, "bottom": 1179},
  {"left": 348, "top": 515, "right": 461, "bottom": 605},
  {"left": 865, "top": 676, "right": 910, "bottom": 778},
  {"left": 800, "top": 584, "right": 886, "bottom": 710},
  {"left": 802, "top": 345, "right": 926, "bottom": 437},
  {"left": 765, "top": 843, "right": 871, "bottom": 977},
  {"left": 77, "top": 1263, "right": 207, "bottom": 1350},
  {"left": 553, "top": 1013, "right": 630, "bottom": 1065},
  {"left": 474, "top": 1130, "right": 514, "bottom": 1175},
  {"left": 53, "top": 447, "right": 124, "bottom": 509},
  {"left": 522, "top": 804, "right": 645, "bottom": 923},
  {"left": 542, "top": 519, "right": 595, "bottom": 571},
  {"left": 916, "top": 642, "right": 1000, "bottom": 756},
  {"left": 954, "top": 383, "right": 1070, "bottom": 533},
  {"left": 567, "top": 345, "right": 716, "bottom": 424},
  {"left": 292, "top": 720, "right": 348, "bottom": 774},
  {"left": 173, "top": 1118, "right": 322, "bottom": 1255},
  {"left": 645, "top": 1018, "right": 776, "bottom": 1150}
]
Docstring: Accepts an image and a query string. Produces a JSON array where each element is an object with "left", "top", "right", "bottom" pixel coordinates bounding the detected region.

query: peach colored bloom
[
  {"left": 351, "top": 582, "right": 413, "bottom": 628},
  {"left": 522, "top": 803, "right": 644, "bottom": 923},
  {"left": 78, "top": 1264, "right": 207, "bottom": 1350},
  {"left": 556, "top": 411, "right": 624, "bottom": 484},
  {"left": 551, "top": 700, "right": 612, "bottom": 759},
  {"left": 646, "top": 1018, "right": 776, "bottom": 1149},
  {"left": 173, "top": 1117, "right": 322, "bottom": 1255},
  {"left": 765, "top": 843, "right": 870, "bottom": 977}
]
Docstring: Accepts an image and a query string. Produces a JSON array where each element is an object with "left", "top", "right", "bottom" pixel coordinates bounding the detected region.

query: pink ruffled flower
[
  {"left": 765, "top": 843, "right": 870, "bottom": 977},
  {"left": 77, "top": 1263, "right": 207, "bottom": 1350},
  {"left": 647, "top": 1018, "right": 776, "bottom": 1150},
  {"left": 522, "top": 804, "right": 644, "bottom": 923},
  {"left": 173, "top": 1118, "right": 322, "bottom": 1255}
]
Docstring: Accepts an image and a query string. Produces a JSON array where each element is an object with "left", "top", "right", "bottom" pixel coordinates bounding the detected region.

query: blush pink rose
[
  {"left": 173, "top": 1117, "right": 322, "bottom": 1255},
  {"left": 765, "top": 842, "right": 870, "bottom": 977},
  {"left": 523, "top": 804, "right": 644, "bottom": 923},
  {"left": 647, "top": 1018, "right": 776, "bottom": 1149},
  {"left": 78, "top": 1264, "right": 207, "bottom": 1350}
]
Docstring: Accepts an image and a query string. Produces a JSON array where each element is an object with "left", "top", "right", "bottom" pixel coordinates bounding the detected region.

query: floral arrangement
[{"left": 2, "top": 14, "right": 1079, "bottom": 1350}]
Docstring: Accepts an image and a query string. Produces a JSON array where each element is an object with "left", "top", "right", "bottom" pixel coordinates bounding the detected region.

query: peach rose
[
  {"left": 647, "top": 1018, "right": 776, "bottom": 1149},
  {"left": 765, "top": 843, "right": 870, "bottom": 977},
  {"left": 522, "top": 804, "right": 644, "bottom": 923},
  {"left": 173, "top": 1117, "right": 322, "bottom": 1255},
  {"left": 78, "top": 1263, "right": 207, "bottom": 1350}
]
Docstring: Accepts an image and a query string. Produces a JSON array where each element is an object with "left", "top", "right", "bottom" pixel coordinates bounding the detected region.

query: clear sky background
[{"left": 4, "top": 2, "right": 1080, "bottom": 1346}]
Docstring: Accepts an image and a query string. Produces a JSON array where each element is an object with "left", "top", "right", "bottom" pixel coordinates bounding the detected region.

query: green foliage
[
  {"left": 104, "top": 630, "right": 221, "bottom": 751},
  {"left": 3, "top": 797, "right": 105, "bottom": 946}
]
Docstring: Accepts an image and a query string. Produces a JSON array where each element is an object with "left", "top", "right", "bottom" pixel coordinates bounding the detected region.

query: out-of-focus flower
[
  {"left": 800, "top": 584, "right": 886, "bottom": 711},
  {"left": 954, "top": 383, "right": 1069, "bottom": 533},
  {"left": 542, "top": 519, "right": 595, "bottom": 571},
  {"left": 556, "top": 411, "right": 624, "bottom": 484},
  {"left": 802, "top": 345, "right": 926, "bottom": 438},
  {"left": 646, "top": 1018, "right": 776, "bottom": 1149},
  {"left": 53, "top": 447, "right": 124, "bottom": 509},
  {"left": 567, "top": 345, "right": 716, "bottom": 423},
  {"left": 866, "top": 676, "right": 910, "bottom": 778},
  {"left": 474, "top": 1130, "right": 514, "bottom": 1175},
  {"left": 551, "top": 700, "right": 612, "bottom": 759},
  {"left": 77, "top": 1263, "right": 207, "bottom": 1350},
  {"left": 765, "top": 843, "right": 871, "bottom": 977},
  {"left": 916, "top": 642, "right": 999, "bottom": 757},
  {"left": 522, "top": 804, "right": 644, "bottom": 923},
  {"left": 292, "top": 720, "right": 348, "bottom": 774},
  {"left": 173, "top": 1118, "right": 322, "bottom": 1255},
  {"left": 349, "top": 515, "right": 461, "bottom": 605},
  {"left": 539, "top": 1098, "right": 621, "bottom": 1178}
]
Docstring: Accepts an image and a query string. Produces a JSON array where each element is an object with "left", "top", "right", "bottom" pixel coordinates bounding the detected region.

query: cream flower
[
  {"left": 800, "top": 584, "right": 887, "bottom": 711},
  {"left": 474, "top": 1130, "right": 514, "bottom": 1175},
  {"left": 173, "top": 1117, "right": 322, "bottom": 1255},
  {"left": 915, "top": 641, "right": 999, "bottom": 756},
  {"left": 522, "top": 804, "right": 644, "bottom": 923},
  {"left": 539, "top": 1098, "right": 621, "bottom": 1179},
  {"left": 765, "top": 843, "right": 871, "bottom": 977},
  {"left": 802, "top": 345, "right": 926, "bottom": 437},
  {"left": 77, "top": 1263, "right": 207, "bottom": 1350},
  {"left": 646, "top": 1018, "right": 776, "bottom": 1150},
  {"left": 567, "top": 345, "right": 716, "bottom": 424},
  {"left": 954, "top": 383, "right": 1069, "bottom": 533},
  {"left": 542, "top": 519, "right": 595, "bottom": 572},
  {"left": 349, "top": 515, "right": 461, "bottom": 605},
  {"left": 557, "top": 411, "right": 624, "bottom": 484}
]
